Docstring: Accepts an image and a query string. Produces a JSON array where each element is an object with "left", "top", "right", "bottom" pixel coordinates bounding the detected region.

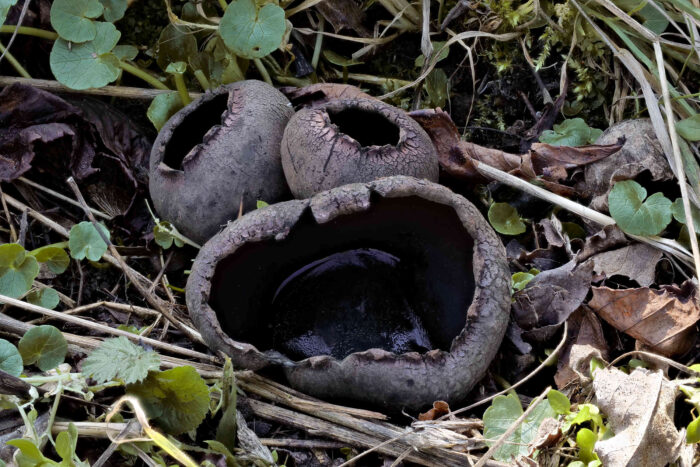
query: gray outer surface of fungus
[
  {"left": 149, "top": 80, "right": 294, "bottom": 244},
  {"left": 281, "top": 98, "right": 439, "bottom": 199},
  {"left": 187, "top": 176, "right": 510, "bottom": 410}
]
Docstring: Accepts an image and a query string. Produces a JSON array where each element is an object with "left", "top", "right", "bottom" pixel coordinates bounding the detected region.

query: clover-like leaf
[
  {"left": 147, "top": 92, "right": 183, "bottom": 131},
  {"left": 29, "top": 245, "right": 70, "bottom": 274},
  {"left": 68, "top": 221, "right": 110, "bottom": 261},
  {"left": 82, "top": 336, "right": 160, "bottom": 384},
  {"left": 608, "top": 180, "right": 672, "bottom": 236},
  {"left": 483, "top": 393, "right": 556, "bottom": 462},
  {"left": 219, "top": 0, "right": 286, "bottom": 59},
  {"left": 0, "top": 0, "right": 18, "bottom": 28},
  {"left": 0, "top": 338, "right": 23, "bottom": 377},
  {"left": 488, "top": 202, "right": 526, "bottom": 235},
  {"left": 99, "top": 0, "right": 127, "bottom": 22},
  {"left": 127, "top": 366, "right": 210, "bottom": 434},
  {"left": 26, "top": 287, "right": 60, "bottom": 310},
  {"left": 676, "top": 115, "right": 700, "bottom": 142},
  {"left": 0, "top": 243, "right": 39, "bottom": 299},
  {"left": 50, "top": 21, "right": 121, "bottom": 90},
  {"left": 539, "top": 118, "right": 601, "bottom": 146},
  {"left": 153, "top": 220, "right": 185, "bottom": 249},
  {"left": 18, "top": 325, "right": 67, "bottom": 371},
  {"left": 50, "top": 0, "right": 104, "bottom": 43}
]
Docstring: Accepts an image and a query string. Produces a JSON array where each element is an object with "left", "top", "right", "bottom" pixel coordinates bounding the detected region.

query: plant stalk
[
  {"left": 118, "top": 61, "right": 170, "bottom": 90},
  {"left": 0, "top": 41, "right": 30, "bottom": 78},
  {"left": 0, "top": 25, "right": 58, "bottom": 40}
]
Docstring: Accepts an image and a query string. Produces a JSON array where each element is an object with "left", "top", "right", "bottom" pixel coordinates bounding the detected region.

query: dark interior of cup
[
  {"left": 207, "top": 194, "right": 475, "bottom": 361},
  {"left": 326, "top": 107, "right": 400, "bottom": 147}
]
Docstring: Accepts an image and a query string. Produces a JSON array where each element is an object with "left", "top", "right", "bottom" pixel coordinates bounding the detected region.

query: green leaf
[
  {"left": 676, "top": 115, "right": 700, "bottom": 142},
  {"left": 0, "top": 0, "right": 18, "bottom": 28},
  {"left": 18, "top": 325, "right": 67, "bottom": 371},
  {"left": 0, "top": 338, "right": 23, "bottom": 377},
  {"left": 26, "top": 287, "right": 60, "bottom": 310},
  {"left": 0, "top": 243, "right": 39, "bottom": 298},
  {"left": 55, "top": 431, "right": 72, "bottom": 462},
  {"left": 50, "top": 0, "right": 104, "bottom": 43},
  {"left": 113, "top": 44, "right": 138, "bottom": 61},
  {"left": 539, "top": 118, "right": 601, "bottom": 146},
  {"left": 82, "top": 336, "right": 160, "bottom": 384},
  {"left": 687, "top": 417, "right": 700, "bottom": 443},
  {"left": 671, "top": 198, "right": 700, "bottom": 232},
  {"left": 322, "top": 50, "right": 363, "bottom": 67},
  {"left": 483, "top": 393, "right": 556, "bottom": 462},
  {"left": 215, "top": 359, "right": 237, "bottom": 450},
  {"left": 608, "top": 180, "right": 672, "bottom": 236},
  {"left": 99, "top": 0, "right": 127, "bottom": 22},
  {"left": 563, "top": 403, "right": 604, "bottom": 432},
  {"left": 576, "top": 428, "right": 599, "bottom": 463},
  {"left": 127, "top": 366, "right": 210, "bottom": 434},
  {"left": 6, "top": 439, "right": 47, "bottom": 463},
  {"left": 165, "top": 61, "right": 187, "bottom": 74},
  {"left": 153, "top": 220, "right": 185, "bottom": 249},
  {"left": 147, "top": 91, "right": 183, "bottom": 131},
  {"left": 219, "top": 0, "right": 286, "bottom": 59},
  {"left": 50, "top": 21, "right": 121, "bottom": 90},
  {"left": 256, "top": 200, "right": 269, "bottom": 209},
  {"left": 425, "top": 68, "right": 449, "bottom": 109},
  {"left": 547, "top": 389, "right": 571, "bottom": 415},
  {"left": 488, "top": 202, "right": 526, "bottom": 235},
  {"left": 29, "top": 245, "right": 70, "bottom": 274},
  {"left": 414, "top": 41, "right": 450, "bottom": 67},
  {"left": 68, "top": 221, "right": 110, "bottom": 261},
  {"left": 639, "top": 3, "right": 668, "bottom": 34},
  {"left": 156, "top": 23, "right": 198, "bottom": 71},
  {"left": 512, "top": 269, "right": 538, "bottom": 293}
]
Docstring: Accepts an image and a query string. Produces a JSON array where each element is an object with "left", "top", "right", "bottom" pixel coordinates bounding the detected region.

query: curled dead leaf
[
  {"left": 418, "top": 401, "right": 450, "bottom": 421},
  {"left": 589, "top": 281, "right": 700, "bottom": 357},
  {"left": 554, "top": 307, "right": 609, "bottom": 389},
  {"left": 585, "top": 243, "right": 662, "bottom": 287}
]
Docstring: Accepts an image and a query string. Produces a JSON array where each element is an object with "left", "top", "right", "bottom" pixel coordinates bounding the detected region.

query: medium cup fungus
[
  {"left": 186, "top": 176, "right": 510, "bottom": 410},
  {"left": 280, "top": 98, "right": 439, "bottom": 199},
  {"left": 149, "top": 80, "right": 294, "bottom": 243}
]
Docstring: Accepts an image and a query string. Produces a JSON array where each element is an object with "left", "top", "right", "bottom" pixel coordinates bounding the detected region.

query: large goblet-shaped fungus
[
  {"left": 149, "top": 80, "right": 294, "bottom": 243},
  {"left": 281, "top": 98, "right": 439, "bottom": 199},
  {"left": 187, "top": 176, "right": 510, "bottom": 410}
]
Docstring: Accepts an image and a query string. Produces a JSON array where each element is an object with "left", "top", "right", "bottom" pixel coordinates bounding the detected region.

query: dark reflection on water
[{"left": 270, "top": 248, "right": 433, "bottom": 360}]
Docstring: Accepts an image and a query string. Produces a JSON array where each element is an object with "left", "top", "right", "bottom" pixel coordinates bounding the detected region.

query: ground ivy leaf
[
  {"left": 50, "top": 21, "right": 121, "bottom": 90},
  {"left": 608, "top": 180, "right": 672, "bottom": 236},
  {"left": 153, "top": 220, "right": 184, "bottom": 249},
  {"left": 539, "top": 118, "right": 600, "bottom": 146},
  {"left": 26, "top": 287, "right": 60, "bottom": 310},
  {"left": 50, "top": 0, "right": 104, "bottom": 43},
  {"left": 99, "top": 0, "right": 127, "bottom": 22},
  {"left": 18, "top": 325, "right": 67, "bottom": 371},
  {"left": 0, "top": 338, "right": 23, "bottom": 377},
  {"left": 127, "top": 366, "right": 210, "bottom": 435},
  {"left": 68, "top": 221, "right": 110, "bottom": 261},
  {"left": 147, "top": 92, "right": 183, "bottom": 131},
  {"left": 0, "top": 0, "right": 18, "bottom": 28},
  {"left": 82, "top": 336, "right": 160, "bottom": 384},
  {"left": 113, "top": 44, "right": 138, "bottom": 61},
  {"left": 219, "top": 0, "right": 286, "bottom": 59},
  {"left": 29, "top": 245, "right": 70, "bottom": 274},
  {"left": 488, "top": 202, "right": 527, "bottom": 235},
  {"left": 0, "top": 243, "right": 39, "bottom": 299},
  {"left": 676, "top": 115, "right": 700, "bottom": 142},
  {"left": 483, "top": 393, "right": 556, "bottom": 462}
]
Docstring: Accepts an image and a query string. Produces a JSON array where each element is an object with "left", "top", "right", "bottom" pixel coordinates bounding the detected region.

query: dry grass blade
[{"left": 18, "top": 177, "right": 110, "bottom": 220}]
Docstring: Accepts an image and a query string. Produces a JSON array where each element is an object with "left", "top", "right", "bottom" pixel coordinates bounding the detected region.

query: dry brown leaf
[
  {"left": 593, "top": 367, "right": 682, "bottom": 466},
  {"left": 582, "top": 119, "right": 673, "bottom": 211},
  {"left": 576, "top": 224, "right": 628, "bottom": 262},
  {"left": 554, "top": 307, "right": 609, "bottom": 389},
  {"left": 585, "top": 243, "right": 663, "bottom": 287},
  {"left": 315, "top": 0, "right": 369, "bottom": 36},
  {"left": 418, "top": 401, "right": 450, "bottom": 421},
  {"left": 589, "top": 282, "right": 700, "bottom": 357}
]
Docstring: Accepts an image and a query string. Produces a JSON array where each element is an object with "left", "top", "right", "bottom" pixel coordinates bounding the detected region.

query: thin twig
[
  {"left": 18, "top": 177, "right": 110, "bottom": 220},
  {"left": 0, "top": 184, "right": 17, "bottom": 241}
]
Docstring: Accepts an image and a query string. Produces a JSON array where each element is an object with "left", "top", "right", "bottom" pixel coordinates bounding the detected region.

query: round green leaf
[
  {"left": 99, "top": 0, "right": 127, "bottom": 22},
  {"left": 687, "top": 417, "right": 700, "bottom": 443},
  {"left": 29, "top": 245, "right": 70, "bottom": 274},
  {"left": 50, "top": 21, "right": 121, "bottom": 90},
  {"left": 608, "top": 180, "right": 672, "bottom": 236},
  {"left": 488, "top": 202, "right": 527, "bottom": 235},
  {"left": 676, "top": 115, "right": 700, "bottom": 142},
  {"left": 0, "top": 0, "right": 18, "bottom": 28},
  {"left": 147, "top": 92, "right": 183, "bottom": 131},
  {"left": 671, "top": 198, "right": 700, "bottom": 232},
  {"left": 26, "top": 288, "right": 60, "bottom": 310},
  {"left": 68, "top": 221, "right": 110, "bottom": 261},
  {"left": 127, "top": 366, "right": 210, "bottom": 434},
  {"left": 50, "top": 0, "right": 104, "bottom": 43},
  {"left": 113, "top": 44, "right": 138, "bottom": 61},
  {"left": 18, "top": 325, "right": 67, "bottom": 371},
  {"left": 547, "top": 389, "right": 571, "bottom": 415},
  {"left": 539, "top": 118, "right": 600, "bottom": 146},
  {"left": 219, "top": 0, "right": 286, "bottom": 59},
  {"left": 156, "top": 24, "right": 198, "bottom": 71},
  {"left": 165, "top": 61, "right": 187, "bottom": 74},
  {"left": 0, "top": 243, "right": 39, "bottom": 299},
  {"left": 0, "top": 338, "right": 23, "bottom": 377}
]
